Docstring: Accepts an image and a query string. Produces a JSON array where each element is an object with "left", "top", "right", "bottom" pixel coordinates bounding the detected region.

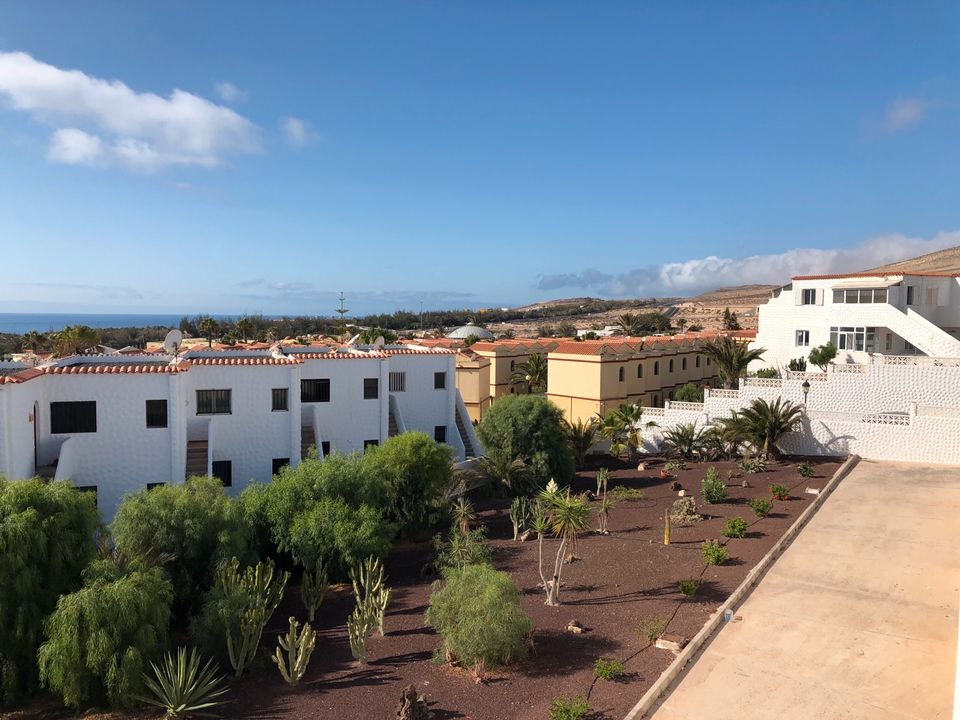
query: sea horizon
[{"left": 0, "top": 313, "right": 240, "bottom": 335}]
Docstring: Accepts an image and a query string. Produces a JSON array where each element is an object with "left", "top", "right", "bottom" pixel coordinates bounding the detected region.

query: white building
[
  {"left": 751, "top": 271, "right": 960, "bottom": 371},
  {"left": 0, "top": 344, "right": 481, "bottom": 520}
]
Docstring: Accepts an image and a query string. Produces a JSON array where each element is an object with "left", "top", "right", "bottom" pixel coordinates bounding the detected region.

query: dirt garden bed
[{"left": 18, "top": 456, "right": 841, "bottom": 720}]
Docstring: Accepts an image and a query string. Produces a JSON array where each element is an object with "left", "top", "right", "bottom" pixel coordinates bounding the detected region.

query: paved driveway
[{"left": 647, "top": 460, "right": 960, "bottom": 720}]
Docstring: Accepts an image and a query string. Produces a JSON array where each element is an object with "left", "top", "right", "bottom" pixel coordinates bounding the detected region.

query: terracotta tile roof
[
  {"left": 1, "top": 363, "right": 188, "bottom": 383},
  {"left": 548, "top": 331, "right": 742, "bottom": 357},
  {"left": 293, "top": 351, "right": 388, "bottom": 359},
  {"left": 384, "top": 347, "right": 455, "bottom": 355},
  {"left": 187, "top": 357, "right": 302, "bottom": 366}
]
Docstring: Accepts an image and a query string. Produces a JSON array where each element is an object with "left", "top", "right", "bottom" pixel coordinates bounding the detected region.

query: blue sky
[{"left": 0, "top": 2, "right": 958, "bottom": 315}]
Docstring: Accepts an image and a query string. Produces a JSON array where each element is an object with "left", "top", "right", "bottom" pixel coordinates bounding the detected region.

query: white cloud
[
  {"left": 280, "top": 116, "right": 319, "bottom": 148},
  {"left": 537, "top": 231, "right": 960, "bottom": 297},
  {"left": 0, "top": 51, "right": 261, "bottom": 171},
  {"left": 215, "top": 81, "right": 247, "bottom": 104},
  {"left": 880, "top": 97, "right": 927, "bottom": 134}
]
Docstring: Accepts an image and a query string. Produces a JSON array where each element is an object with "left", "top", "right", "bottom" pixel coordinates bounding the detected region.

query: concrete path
[{"left": 647, "top": 460, "right": 960, "bottom": 720}]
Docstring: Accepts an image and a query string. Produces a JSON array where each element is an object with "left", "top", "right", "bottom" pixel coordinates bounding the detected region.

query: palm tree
[
  {"left": 737, "top": 397, "right": 803, "bottom": 459},
  {"left": 616, "top": 313, "right": 642, "bottom": 336},
  {"left": 510, "top": 353, "right": 548, "bottom": 394},
  {"left": 198, "top": 317, "right": 218, "bottom": 348},
  {"left": 53, "top": 325, "right": 99, "bottom": 357},
  {"left": 235, "top": 317, "right": 254, "bottom": 344},
  {"left": 467, "top": 448, "right": 535, "bottom": 496},
  {"left": 597, "top": 403, "right": 647, "bottom": 463},
  {"left": 705, "top": 411, "right": 751, "bottom": 459},
  {"left": 21, "top": 330, "right": 48, "bottom": 352},
  {"left": 565, "top": 418, "right": 598, "bottom": 468},
  {"left": 676, "top": 318, "right": 688, "bottom": 332},
  {"left": 661, "top": 422, "right": 706, "bottom": 459},
  {"left": 539, "top": 483, "right": 591, "bottom": 606},
  {"left": 701, "top": 336, "right": 766, "bottom": 389}
]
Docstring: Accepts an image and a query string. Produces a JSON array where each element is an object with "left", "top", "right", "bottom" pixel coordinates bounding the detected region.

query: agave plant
[
  {"left": 138, "top": 647, "right": 229, "bottom": 719},
  {"left": 661, "top": 422, "right": 706, "bottom": 460}
]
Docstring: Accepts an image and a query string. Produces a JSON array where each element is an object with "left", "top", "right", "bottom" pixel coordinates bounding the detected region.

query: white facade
[
  {"left": 0, "top": 344, "right": 481, "bottom": 520},
  {"left": 751, "top": 273, "right": 960, "bottom": 372}
]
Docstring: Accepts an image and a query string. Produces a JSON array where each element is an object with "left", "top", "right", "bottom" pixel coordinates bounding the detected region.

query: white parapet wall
[{"left": 640, "top": 356, "right": 960, "bottom": 465}]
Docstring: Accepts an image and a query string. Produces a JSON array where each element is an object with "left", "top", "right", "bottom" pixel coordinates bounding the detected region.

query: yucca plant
[
  {"left": 451, "top": 497, "right": 475, "bottom": 534},
  {"left": 662, "top": 422, "right": 706, "bottom": 459},
  {"left": 138, "top": 647, "right": 228, "bottom": 719}
]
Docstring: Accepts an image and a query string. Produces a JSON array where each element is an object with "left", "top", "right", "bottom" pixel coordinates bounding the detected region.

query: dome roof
[{"left": 446, "top": 324, "right": 495, "bottom": 340}]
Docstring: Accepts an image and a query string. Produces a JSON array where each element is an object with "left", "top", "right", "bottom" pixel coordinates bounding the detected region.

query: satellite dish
[{"left": 163, "top": 329, "right": 183, "bottom": 356}]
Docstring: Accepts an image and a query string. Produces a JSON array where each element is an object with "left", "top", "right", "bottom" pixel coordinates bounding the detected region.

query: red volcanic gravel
[{"left": 14, "top": 457, "right": 840, "bottom": 720}]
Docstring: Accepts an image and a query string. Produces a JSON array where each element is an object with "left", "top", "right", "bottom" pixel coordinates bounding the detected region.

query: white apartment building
[
  {"left": 0, "top": 344, "right": 481, "bottom": 520},
  {"left": 751, "top": 271, "right": 960, "bottom": 371}
]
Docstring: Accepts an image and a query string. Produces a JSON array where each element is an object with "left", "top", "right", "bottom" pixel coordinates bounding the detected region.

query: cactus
[
  {"left": 347, "top": 605, "right": 375, "bottom": 666},
  {"left": 350, "top": 556, "right": 391, "bottom": 637},
  {"left": 300, "top": 558, "right": 329, "bottom": 623},
  {"left": 216, "top": 557, "right": 289, "bottom": 678},
  {"left": 272, "top": 616, "right": 317, "bottom": 686},
  {"left": 509, "top": 497, "right": 531, "bottom": 540}
]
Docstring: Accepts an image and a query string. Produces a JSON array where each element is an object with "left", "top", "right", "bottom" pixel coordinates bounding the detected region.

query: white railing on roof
[
  {"left": 878, "top": 355, "right": 960, "bottom": 368},
  {"left": 666, "top": 401, "right": 705, "bottom": 412},
  {"left": 742, "top": 377, "right": 783, "bottom": 388},
  {"left": 784, "top": 371, "right": 828, "bottom": 382},
  {"left": 832, "top": 363, "right": 868, "bottom": 374},
  {"left": 707, "top": 389, "right": 740, "bottom": 399},
  {"left": 642, "top": 407, "right": 665, "bottom": 417},
  {"left": 860, "top": 413, "right": 911, "bottom": 426}
]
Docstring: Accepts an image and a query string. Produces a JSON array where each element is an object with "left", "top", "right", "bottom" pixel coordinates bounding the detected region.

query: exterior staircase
[
  {"left": 388, "top": 408, "right": 399, "bottom": 437},
  {"left": 455, "top": 406, "right": 476, "bottom": 458},
  {"left": 301, "top": 425, "right": 316, "bottom": 458},
  {"left": 186, "top": 440, "right": 208, "bottom": 477},
  {"left": 852, "top": 304, "right": 960, "bottom": 358}
]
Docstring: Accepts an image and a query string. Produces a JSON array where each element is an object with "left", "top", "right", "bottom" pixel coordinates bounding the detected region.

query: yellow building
[
  {"left": 454, "top": 348, "right": 491, "bottom": 423},
  {"left": 471, "top": 339, "right": 559, "bottom": 399},
  {"left": 546, "top": 334, "right": 726, "bottom": 423}
]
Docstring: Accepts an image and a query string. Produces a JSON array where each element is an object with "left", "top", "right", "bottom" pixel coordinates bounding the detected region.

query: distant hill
[
  {"left": 865, "top": 245, "right": 960, "bottom": 275},
  {"left": 689, "top": 284, "right": 779, "bottom": 305}
]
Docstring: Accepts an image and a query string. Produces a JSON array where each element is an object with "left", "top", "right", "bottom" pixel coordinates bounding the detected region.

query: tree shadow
[
  {"left": 374, "top": 649, "right": 434, "bottom": 666},
  {"left": 518, "top": 629, "right": 622, "bottom": 678},
  {"left": 565, "top": 581, "right": 681, "bottom": 606}
]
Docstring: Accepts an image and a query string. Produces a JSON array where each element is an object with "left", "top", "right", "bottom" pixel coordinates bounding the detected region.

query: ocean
[{"left": 0, "top": 313, "right": 235, "bottom": 335}]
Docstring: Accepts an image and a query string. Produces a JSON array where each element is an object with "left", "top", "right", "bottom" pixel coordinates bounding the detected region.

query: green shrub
[
  {"left": 594, "top": 658, "right": 625, "bottom": 680},
  {"left": 425, "top": 564, "right": 532, "bottom": 682},
  {"left": 432, "top": 527, "right": 493, "bottom": 572},
  {"left": 670, "top": 496, "right": 701, "bottom": 526},
  {"left": 748, "top": 497, "right": 773, "bottom": 518},
  {"left": 701, "top": 540, "right": 728, "bottom": 565},
  {"left": 788, "top": 357, "right": 807, "bottom": 372},
  {"left": 112, "top": 476, "right": 249, "bottom": 612},
  {"left": 797, "top": 462, "right": 815, "bottom": 478},
  {"left": 722, "top": 517, "right": 748, "bottom": 539},
  {"left": 674, "top": 382, "right": 704, "bottom": 403},
  {"left": 638, "top": 616, "right": 667, "bottom": 642},
  {"left": 678, "top": 579, "right": 700, "bottom": 596},
  {"left": 138, "top": 647, "right": 229, "bottom": 719},
  {"left": 0, "top": 478, "right": 101, "bottom": 706},
  {"left": 664, "top": 459, "right": 686, "bottom": 472},
  {"left": 549, "top": 694, "right": 590, "bottom": 720},
  {"left": 38, "top": 557, "right": 173, "bottom": 709},
  {"left": 754, "top": 367, "right": 780, "bottom": 379},
  {"left": 769, "top": 484, "right": 790, "bottom": 501},
  {"left": 609, "top": 485, "right": 645, "bottom": 502},
  {"left": 739, "top": 457, "right": 768, "bottom": 474},
  {"left": 700, "top": 467, "right": 727, "bottom": 504},
  {"left": 477, "top": 395, "right": 574, "bottom": 485}
]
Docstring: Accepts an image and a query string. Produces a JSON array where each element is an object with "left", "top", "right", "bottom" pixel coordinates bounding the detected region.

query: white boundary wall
[{"left": 640, "top": 355, "right": 960, "bottom": 465}]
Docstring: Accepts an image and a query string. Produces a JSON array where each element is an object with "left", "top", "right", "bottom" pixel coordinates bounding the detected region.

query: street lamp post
[{"left": 801, "top": 380, "right": 811, "bottom": 404}]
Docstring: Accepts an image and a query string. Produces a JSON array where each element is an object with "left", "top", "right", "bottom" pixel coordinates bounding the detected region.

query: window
[
  {"left": 50, "top": 401, "right": 97, "bottom": 434},
  {"left": 510, "top": 360, "right": 515, "bottom": 371},
  {"left": 212, "top": 460, "right": 232, "bottom": 487},
  {"left": 363, "top": 378, "right": 379, "bottom": 399},
  {"left": 682, "top": 357, "right": 687, "bottom": 371},
  {"left": 272, "top": 458, "right": 289, "bottom": 474},
  {"left": 668, "top": 359, "right": 674, "bottom": 373},
  {"left": 926, "top": 287, "right": 939, "bottom": 306},
  {"left": 706, "top": 358, "right": 711, "bottom": 366},
  {"left": 885, "top": 333, "right": 892, "bottom": 352},
  {"left": 270, "top": 388, "right": 288, "bottom": 412},
  {"left": 618, "top": 367, "right": 625, "bottom": 382},
  {"left": 364, "top": 439, "right": 379, "bottom": 451},
  {"left": 906, "top": 285, "right": 916, "bottom": 306},
  {"left": 434, "top": 371, "right": 446, "bottom": 389},
  {"left": 321, "top": 441, "right": 331, "bottom": 457},
  {"left": 833, "top": 288, "right": 889, "bottom": 304},
  {"left": 146, "top": 482, "right": 166, "bottom": 491},
  {"left": 904, "top": 340, "right": 916, "bottom": 353},
  {"left": 145, "top": 399, "right": 167, "bottom": 428},
  {"left": 301, "top": 379, "right": 330, "bottom": 403},
  {"left": 801, "top": 288, "right": 816, "bottom": 305},
  {"left": 389, "top": 371, "right": 406, "bottom": 392},
  {"left": 696, "top": 356, "right": 701, "bottom": 368},
  {"left": 637, "top": 364, "right": 643, "bottom": 378},
  {"left": 197, "top": 389, "right": 231, "bottom": 415},
  {"left": 829, "top": 326, "right": 876, "bottom": 352},
  {"left": 75, "top": 485, "right": 97, "bottom": 506},
  {"left": 434, "top": 426, "right": 447, "bottom": 443},
  {"left": 795, "top": 330, "right": 810, "bottom": 347},
  {"left": 653, "top": 361, "right": 659, "bottom": 376}
]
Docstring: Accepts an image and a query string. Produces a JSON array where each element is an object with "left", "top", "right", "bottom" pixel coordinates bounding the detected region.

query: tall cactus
[
  {"left": 217, "top": 557, "right": 289, "bottom": 678},
  {"left": 300, "top": 558, "right": 329, "bottom": 623},
  {"left": 509, "top": 497, "right": 531, "bottom": 540},
  {"left": 350, "top": 556, "right": 391, "bottom": 637},
  {"left": 272, "top": 616, "right": 317, "bottom": 685},
  {"left": 347, "top": 605, "right": 374, "bottom": 666}
]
